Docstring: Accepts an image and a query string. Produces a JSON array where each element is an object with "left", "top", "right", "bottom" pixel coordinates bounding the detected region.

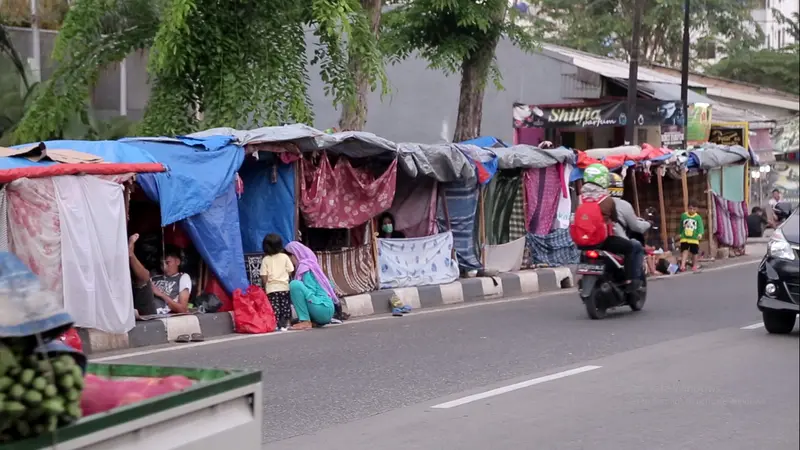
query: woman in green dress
[{"left": 284, "top": 241, "right": 336, "bottom": 330}]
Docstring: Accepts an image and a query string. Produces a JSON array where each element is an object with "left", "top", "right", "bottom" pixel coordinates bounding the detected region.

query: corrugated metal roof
[{"left": 541, "top": 44, "right": 706, "bottom": 87}]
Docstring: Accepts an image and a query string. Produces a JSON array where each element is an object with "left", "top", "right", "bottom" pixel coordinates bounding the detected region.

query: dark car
[{"left": 757, "top": 205, "right": 800, "bottom": 334}]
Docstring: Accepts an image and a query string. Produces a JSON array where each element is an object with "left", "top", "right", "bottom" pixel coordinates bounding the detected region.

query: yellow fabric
[{"left": 259, "top": 253, "right": 294, "bottom": 293}]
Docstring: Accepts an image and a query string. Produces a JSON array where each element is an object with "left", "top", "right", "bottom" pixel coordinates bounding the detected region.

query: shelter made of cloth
[{"left": 299, "top": 153, "right": 398, "bottom": 229}]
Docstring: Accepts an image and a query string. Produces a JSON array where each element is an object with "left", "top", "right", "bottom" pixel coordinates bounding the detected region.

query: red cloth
[
  {"left": 473, "top": 159, "right": 492, "bottom": 184},
  {"left": 576, "top": 144, "right": 671, "bottom": 169},
  {"left": 0, "top": 163, "right": 165, "bottom": 183},
  {"left": 300, "top": 154, "right": 398, "bottom": 229},
  {"left": 204, "top": 272, "right": 232, "bottom": 312},
  {"left": 164, "top": 223, "right": 191, "bottom": 248},
  {"left": 81, "top": 374, "right": 193, "bottom": 416}
]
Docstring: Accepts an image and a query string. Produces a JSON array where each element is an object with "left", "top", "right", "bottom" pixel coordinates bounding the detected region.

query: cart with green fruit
[{"left": 1, "top": 251, "right": 264, "bottom": 450}]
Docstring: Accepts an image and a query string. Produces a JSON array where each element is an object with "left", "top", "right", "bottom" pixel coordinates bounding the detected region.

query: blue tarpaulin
[
  {"left": 124, "top": 137, "right": 245, "bottom": 226},
  {"left": 461, "top": 136, "right": 508, "bottom": 148},
  {"left": 3, "top": 140, "right": 158, "bottom": 171},
  {"left": 238, "top": 160, "right": 296, "bottom": 253}
]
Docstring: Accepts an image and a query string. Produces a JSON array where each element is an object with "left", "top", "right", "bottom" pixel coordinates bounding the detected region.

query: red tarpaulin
[
  {"left": 300, "top": 154, "right": 397, "bottom": 229},
  {"left": 0, "top": 162, "right": 165, "bottom": 183},
  {"left": 576, "top": 144, "right": 671, "bottom": 169}
]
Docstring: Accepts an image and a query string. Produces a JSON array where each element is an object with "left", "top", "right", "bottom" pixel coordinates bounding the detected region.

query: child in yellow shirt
[{"left": 260, "top": 234, "right": 295, "bottom": 331}]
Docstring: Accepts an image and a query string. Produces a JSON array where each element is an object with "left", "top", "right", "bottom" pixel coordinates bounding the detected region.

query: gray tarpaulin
[
  {"left": 690, "top": 143, "right": 750, "bottom": 169},
  {"left": 492, "top": 145, "right": 575, "bottom": 169},
  {"left": 397, "top": 143, "right": 478, "bottom": 183},
  {"left": 188, "top": 125, "right": 397, "bottom": 158}
]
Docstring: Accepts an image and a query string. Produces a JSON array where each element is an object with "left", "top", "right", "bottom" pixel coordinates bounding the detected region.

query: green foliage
[
  {"left": 383, "top": 0, "right": 541, "bottom": 89},
  {"left": 707, "top": 9, "right": 799, "bottom": 95},
  {"left": 708, "top": 50, "right": 800, "bottom": 95},
  {"left": 531, "top": 0, "right": 763, "bottom": 66},
  {"left": 12, "top": 0, "right": 386, "bottom": 144}
]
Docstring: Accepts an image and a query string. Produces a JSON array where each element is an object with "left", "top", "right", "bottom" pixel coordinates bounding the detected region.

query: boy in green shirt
[{"left": 677, "top": 202, "right": 705, "bottom": 272}]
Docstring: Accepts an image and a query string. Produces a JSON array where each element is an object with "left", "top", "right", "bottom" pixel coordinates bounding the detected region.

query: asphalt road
[{"left": 104, "top": 261, "right": 800, "bottom": 449}]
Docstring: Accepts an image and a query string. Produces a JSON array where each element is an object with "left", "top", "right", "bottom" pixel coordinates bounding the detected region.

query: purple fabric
[
  {"left": 524, "top": 166, "right": 561, "bottom": 235},
  {"left": 388, "top": 172, "right": 438, "bottom": 238},
  {"left": 285, "top": 241, "right": 339, "bottom": 303},
  {"left": 728, "top": 199, "right": 748, "bottom": 248}
]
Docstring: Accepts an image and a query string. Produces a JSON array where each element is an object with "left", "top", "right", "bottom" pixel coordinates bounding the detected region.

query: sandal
[
  {"left": 176, "top": 334, "right": 190, "bottom": 343},
  {"left": 190, "top": 333, "right": 205, "bottom": 342}
]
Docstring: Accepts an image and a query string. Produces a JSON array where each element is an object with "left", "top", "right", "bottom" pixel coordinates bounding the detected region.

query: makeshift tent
[
  {"left": 124, "top": 138, "right": 249, "bottom": 295},
  {"left": 237, "top": 155, "right": 296, "bottom": 253}
]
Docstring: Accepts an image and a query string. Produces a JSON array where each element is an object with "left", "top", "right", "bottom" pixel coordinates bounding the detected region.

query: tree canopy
[
  {"left": 531, "top": 0, "right": 762, "bottom": 67},
  {"left": 11, "top": 0, "right": 386, "bottom": 144},
  {"left": 382, "top": 0, "right": 541, "bottom": 141},
  {"left": 707, "top": 10, "right": 799, "bottom": 95}
]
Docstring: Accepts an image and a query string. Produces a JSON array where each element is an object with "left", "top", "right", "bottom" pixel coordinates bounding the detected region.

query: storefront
[{"left": 512, "top": 99, "right": 685, "bottom": 149}]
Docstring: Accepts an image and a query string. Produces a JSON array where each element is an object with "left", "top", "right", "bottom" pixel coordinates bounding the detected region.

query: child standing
[
  {"left": 260, "top": 234, "right": 295, "bottom": 331},
  {"left": 678, "top": 203, "right": 705, "bottom": 272}
]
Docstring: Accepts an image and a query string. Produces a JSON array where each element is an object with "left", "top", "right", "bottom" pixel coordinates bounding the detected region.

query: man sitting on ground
[
  {"left": 129, "top": 234, "right": 192, "bottom": 317},
  {"left": 747, "top": 207, "right": 768, "bottom": 238}
]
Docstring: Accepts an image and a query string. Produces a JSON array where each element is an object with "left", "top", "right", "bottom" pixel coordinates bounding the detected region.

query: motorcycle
[{"left": 576, "top": 249, "right": 647, "bottom": 320}]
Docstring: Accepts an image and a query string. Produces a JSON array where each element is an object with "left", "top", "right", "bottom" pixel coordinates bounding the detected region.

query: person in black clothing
[
  {"left": 378, "top": 212, "right": 406, "bottom": 238},
  {"left": 747, "top": 207, "right": 768, "bottom": 238}
]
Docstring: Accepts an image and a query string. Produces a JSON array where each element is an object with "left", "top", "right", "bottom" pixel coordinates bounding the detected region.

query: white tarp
[
  {"left": 484, "top": 236, "right": 526, "bottom": 273},
  {"left": 378, "top": 231, "right": 459, "bottom": 289},
  {"left": 54, "top": 176, "right": 135, "bottom": 334}
]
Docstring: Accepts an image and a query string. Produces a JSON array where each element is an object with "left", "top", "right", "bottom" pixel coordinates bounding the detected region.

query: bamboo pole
[
  {"left": 681, "top": 167, "right": 689, "bottom": 212},
  {"left": 719, "top": 167, "right": 724, "bottom": 199},
  {"left": 370, "top": 219, "right": 380, "bottom": 286},
  {"left": 656, "top": 168, "right": 669, "bottom": 253},
  {"left": 743, "top": 161, "right": 750, "bottom": 209},
  {"left": 629, "top": 168, "right": 641, "bottom": 216}
]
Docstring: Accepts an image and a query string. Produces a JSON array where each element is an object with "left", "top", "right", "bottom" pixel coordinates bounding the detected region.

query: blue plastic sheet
[
  {"left": 238, "top": 161, "right": 296, "bottom": 253},
  {"left": 125, "top": 138, "right": 245, "bottom": 226},
  {"left": 437, "top": 181, "right": 482, "bottom": 270},
  {"left": 3, "top": 140, "right": 158, "bottom": 171},
  {"left": 461, "top": 136, "right": 508, "bottom": 148},
  {"left": 137, "top": 177, "right": 248, "bottom": 294}
]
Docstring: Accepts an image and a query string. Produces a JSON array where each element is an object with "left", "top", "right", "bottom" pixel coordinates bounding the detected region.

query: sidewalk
[{"left": 77, "top": 267, "right": 574, "bottom": 354}]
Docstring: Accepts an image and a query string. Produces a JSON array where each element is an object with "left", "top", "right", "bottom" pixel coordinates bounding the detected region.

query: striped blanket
[
  {"left": 316, "top": 244, "right": 378, "bottom": 297},
  {"left": 713, "top": 192, "right": 747, "bottom": 248},
  {"left": 524, "top": 166, "right": 561, "bottom": 235},
  {"left": 437, "top": 181, "right": 482, "bottom": 270}
]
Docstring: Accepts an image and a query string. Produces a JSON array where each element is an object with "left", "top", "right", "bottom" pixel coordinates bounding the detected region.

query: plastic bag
[
  {"left": 80, "top": 374, "right": 194, "bottom": 416},
  {"left": 196, "top": 293, "right": 223, "bottom": 313},
  {"left": 232, "top": 285, "right": 277, "bottom": 334},
  {"left": 58, "top": 328, "right": 83, "bottom": 352}
]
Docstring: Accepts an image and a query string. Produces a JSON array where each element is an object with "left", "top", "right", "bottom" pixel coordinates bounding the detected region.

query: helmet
[
  {"left": 609, "top": 173, "right": 624, "bottom": 198},
  {"left": 583, "top": 164, "right": 610, "bottom": 189}
]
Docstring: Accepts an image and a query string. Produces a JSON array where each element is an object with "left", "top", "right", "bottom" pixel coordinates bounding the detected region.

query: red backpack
[{"left": 570, "top": 195, "right": 610, "bottom": 247}]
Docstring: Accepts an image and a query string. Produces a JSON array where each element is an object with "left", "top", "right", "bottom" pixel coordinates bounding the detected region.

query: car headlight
[{"left": 767, "top": 238, "right": 796, "bottom": 261}]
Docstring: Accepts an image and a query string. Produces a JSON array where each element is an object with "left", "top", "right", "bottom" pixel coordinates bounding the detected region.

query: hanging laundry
[
  {"left": 378, "top": 232, "right": 459, "bottom": 289},
  {"left": 524, "top": 166, "right": 561, "bottom": 235},
  {"left": 300, "top": 153, "right": 398, "bottom": 229}
]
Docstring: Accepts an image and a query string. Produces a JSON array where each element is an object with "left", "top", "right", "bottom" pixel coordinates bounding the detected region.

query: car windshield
[{"left": 778, "top": 208, "right": 799, "bottom": 244}]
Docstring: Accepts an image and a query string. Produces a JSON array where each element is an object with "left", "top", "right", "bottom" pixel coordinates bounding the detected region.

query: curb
[{"left": 79, "top": 267, "right": 574, "bottom": 355}]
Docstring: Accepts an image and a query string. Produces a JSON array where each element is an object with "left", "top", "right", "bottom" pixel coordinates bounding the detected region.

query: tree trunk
[
  {"left": 452, "top": 41, "right": 497, "bottom": 143},
  {"left": 452, "top": 3, "right": 506, "bottom": 143},
  {"left": 338, "top": 0, "right": 382, "bottom": 131}
]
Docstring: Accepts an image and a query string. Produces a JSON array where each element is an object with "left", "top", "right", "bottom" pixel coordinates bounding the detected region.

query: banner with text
[
  {"left": 686, "top": 104, "right": 712, "bottom": 145},
  {"left": 513, "top": 100, "right": 685, "bottom": 129}
]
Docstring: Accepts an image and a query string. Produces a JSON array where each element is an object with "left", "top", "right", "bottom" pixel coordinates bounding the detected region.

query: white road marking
[
  {"left": 92, "top": 259, "right": 760, "bottom": 362},
  {"left": 741, "top": 322, "right": 765, "bottom": 330},
  {"left": 430, "top": 365, "right": 602, "bottom": 409}
]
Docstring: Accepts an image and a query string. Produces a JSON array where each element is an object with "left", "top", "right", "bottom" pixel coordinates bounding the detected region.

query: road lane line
[
  {"left": 741, "top": 322, "right": 765, "bottom": 330},
  {"left": 430, "top": 365, "right": 602, "bottom": 409}
]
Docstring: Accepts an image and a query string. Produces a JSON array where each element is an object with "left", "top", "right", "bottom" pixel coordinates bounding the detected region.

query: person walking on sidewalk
[
  {"left": 284, "top": 241, "right": 336, "bottom": 330},
  {"left": 260, "top": 234, "right": 294, "bottom": 331},
  {"left": 678, "top": 203, "right": 705, "bottom": 272}
]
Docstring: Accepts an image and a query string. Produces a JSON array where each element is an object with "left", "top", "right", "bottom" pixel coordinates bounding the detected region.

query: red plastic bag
[
  {"left": 59, "top": 328, "right": 83, "bottom": 352},
  {"left": 232, "top": 285, "right": 277, "bottom": 334},
  {"left": 80, "top": 374, "right": 194, "bottom": 416}
]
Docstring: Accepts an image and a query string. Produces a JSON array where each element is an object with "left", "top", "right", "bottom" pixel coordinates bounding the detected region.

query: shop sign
[
  {"left": 661, "top": 125, "right": 685, "bottom": 149},
  {"left": 513, "top": 100, "right": 685, "bottom": 129},
  {"left": 709, "top": 126, "right": 745, "bottom": 147},
  {"left": 686, "top": 104, "right": 712, "bottom": 144}
]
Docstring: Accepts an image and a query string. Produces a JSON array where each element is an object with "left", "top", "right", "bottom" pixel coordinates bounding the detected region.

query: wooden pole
[
  {"left": 656, "top": 168, "right": 669, "bottom": 253},
  {"left": 478, "top": 185, "right": 487, "bottom": 266},
  {"left": 719, "top": 167, "right": 724, "bottom": 199},
  {"left": 743, "top": 161, "right": 750, "bottom": 209},
  {"left": 370, "top": 219, "right": 380, "bottom": 286},
  {"left": 629, "top": 168, "right": 641, "bottom": 216},
  {"left": 681, "top": 167, "right": 689, "bottom": 212},
  {"left": 294, "top": 161, "right": 301, "bottom": 241}
]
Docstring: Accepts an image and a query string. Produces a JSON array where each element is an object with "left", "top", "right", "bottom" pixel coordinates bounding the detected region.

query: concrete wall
[{"left": 8, "top": 27, "right": 571, "bottom": 143}]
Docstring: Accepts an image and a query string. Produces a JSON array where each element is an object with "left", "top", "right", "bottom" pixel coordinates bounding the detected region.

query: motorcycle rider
[
  {"left": 577, "top": 165, "right": 643, "bottom": 292},
  {"left": 608, "top": 173, "right": 651, "bottom": 242}
]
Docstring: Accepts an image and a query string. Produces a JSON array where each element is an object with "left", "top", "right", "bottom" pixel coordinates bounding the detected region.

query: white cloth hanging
[
  {"left": 0, "top": 186, "right": 9, "bottom": 252},
  {"left": 54, "top": 176, "right": 135, "bottom": 334},
  {"left": 555, "top": 163, "right": 574, "bottom": 229}
]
